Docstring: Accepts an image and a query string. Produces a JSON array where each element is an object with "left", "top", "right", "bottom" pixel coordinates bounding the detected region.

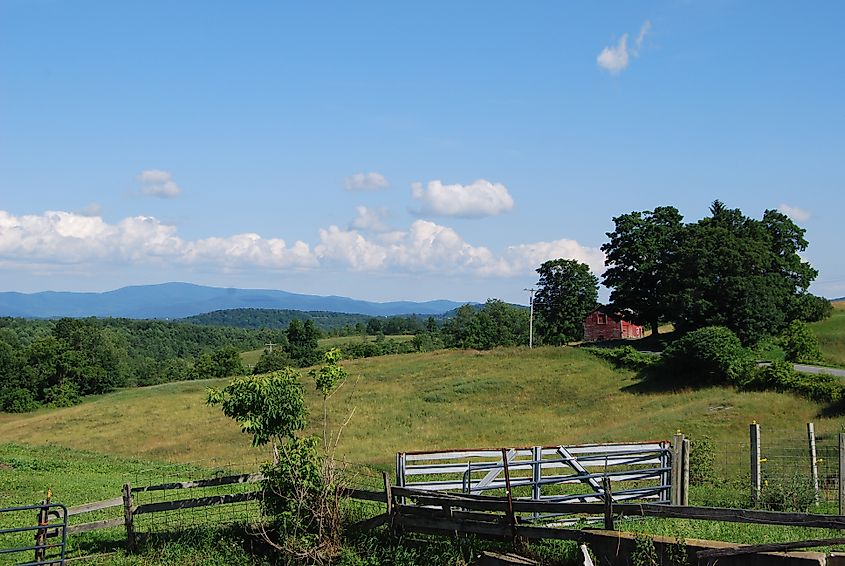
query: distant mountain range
[{"left": 0, "top": 283, "right": 469, "bottom": 319}]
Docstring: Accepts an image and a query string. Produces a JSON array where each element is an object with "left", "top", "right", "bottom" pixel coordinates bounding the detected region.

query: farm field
[{"left": 1, "top": 346, "right": 842, "bottom": 470}]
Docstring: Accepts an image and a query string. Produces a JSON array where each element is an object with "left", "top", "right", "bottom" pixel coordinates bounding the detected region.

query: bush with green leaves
[
  {"left": 744, "top": 360, "right": 842, "bottom": 403},
  {"left": 662, "top": 326, "right": 754, "bottom": 384},
  {"left": 779, "top": 319, "right": 823, "bottom": 363},
  {"left": 208, "top": 353, "right": 350, "bottom": 562},
  {"left": 688, "top": 435, "right": 715, "bottom": 486},
  {"left": 252, "top": 348, "right": 294, "bottom": 375}
]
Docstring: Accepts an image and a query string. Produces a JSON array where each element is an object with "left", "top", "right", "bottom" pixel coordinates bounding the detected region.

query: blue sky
[{"left": 1, "top": 1, "right": 843, "bottom": 304}]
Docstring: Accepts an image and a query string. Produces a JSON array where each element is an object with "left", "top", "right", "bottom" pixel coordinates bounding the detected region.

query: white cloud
[
  {"left": 411, "top": 179, "right": 515, "bottom": 218},
  {"left": 634, "top": 20, "right": 651, "bottom": 54},
  {"left": 138, "top": 169, "right": 182, "bottom": 198},
  {"left": 344, "top": 172, "right": 389, "bottom": 191},
  {"left": 0, "top": 208, "right": 603, "bottom": 283},
  {"left": 597, "top": 20, "right": 651, "bottom": 74},
  {"left": 0, "top": 209, "right": 316, "bottom": 269},
  {"left": 350, "top": 206, "right": 391, "bottom": 233},
  {"left": 597, "top": 34, "right": 630, "bottom": 74},
  {"left": 778, "top": 204, "right": 811, "bottom": 222}
]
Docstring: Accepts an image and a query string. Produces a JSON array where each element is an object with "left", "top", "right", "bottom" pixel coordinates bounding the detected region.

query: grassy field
[
  {"left": 4, "top": 345, "right": 845, "bottom": 562},
  {"left": 814, "top": 300, "right": 845, "bottom": 366},
  {"left": 2, "top": 347, "right": 842, "bottom": 470}
]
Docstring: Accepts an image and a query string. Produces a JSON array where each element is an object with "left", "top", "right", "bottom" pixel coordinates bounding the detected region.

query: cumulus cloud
[
  {"left": 350, "top": 206, "right": 392, "bottom": 233},
  {"left": 597, "top": 20, "right": 651, "bottom": 74},
  {"left": 0, "top": 208, "right": 603, "bottom": 282},
  {"left": 778, "top": 204, "right": 811, "bottom": 222},
  {"left": 138, "top": 169, "right": 182, "bottom": 198},
  {"left": 344, "top": 172, "right": 389, "bottom": 191},
  {"left": 0, "top": 209, "right": 315, "bottom": 269},
  {"left": 410, "top": 179, "right": 515, "bottom": 218}
]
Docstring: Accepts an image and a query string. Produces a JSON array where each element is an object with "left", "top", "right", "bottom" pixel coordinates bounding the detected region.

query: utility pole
[
  {"left": 264, "top": 341, "right": 277, "bottom": 353},
  {"left": 524, "top": 288, "right": 536, "bottom": 348}
]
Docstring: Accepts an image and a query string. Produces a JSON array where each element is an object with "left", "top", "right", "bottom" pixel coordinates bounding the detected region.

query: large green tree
[
  {"left": 601, "top": 206, "right": 684, "bottom": 336},
  {"left": 534, "top": 259, "right": 599, "bottom": 345},
  {"left": 671, "top": 202, "right": 818, "bottom": 345}
]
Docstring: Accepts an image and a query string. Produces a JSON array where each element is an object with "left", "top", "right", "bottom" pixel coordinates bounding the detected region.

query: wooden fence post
[
  {"left": 751, "top": 422, "right": 761, "bottom": 504},
  {"left": 840, "top": 433, "right": 845, "bottom": 516},
  {"left": 808, "top": 423, "right": 820, "bottom": 504},
  {"left": 682, "top": 437, "right": 690, "bottom": 506},
  {"left": 122, "top": 483, "right": 136, "bottom": 553},
  {"left": 602, "top": 476, "right": 614, "bottom": 530},
  {"left": 671, "top": 433, "right": 684, "bottom": 505}
]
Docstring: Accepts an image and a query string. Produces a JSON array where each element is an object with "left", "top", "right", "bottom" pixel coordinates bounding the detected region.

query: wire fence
[
  {"left": 692, "top": 429, "right": 842, "bottom": 514},
  {"left": 130, "top": 456, "right": 266, "bottom": 537}
]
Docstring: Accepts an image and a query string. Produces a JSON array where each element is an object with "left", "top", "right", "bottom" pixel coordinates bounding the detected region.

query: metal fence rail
[
  {"left": 0, "top": 503, "right": 68, "bottom": 566},
  {"left": 396, "top": 441, "right": 673, "bottom": 522}
]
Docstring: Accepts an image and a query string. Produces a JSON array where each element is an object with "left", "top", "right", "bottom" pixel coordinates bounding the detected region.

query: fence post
[
  {"left": 602, "top": 476, "right": 614, "bottom": 530},
  {"left": 751, "top": 421, "right": 761, "bottom": 504},
  {"left": 671, "top": 432, "right": 684, "bottom": 505},
  {"left": 532, "top": 446, "right": 542, "bottom": 519},
  {"left": 122, "top": 483, "right": 136, "bottom": 553},
  {"left": 808, "top": 422, "right": 820, "bottom": 505},
  {"left": 682, "top": 437, "right": 690, "bottom": 506},
  {"left": 395, "top": 452, "right": 405, "bottom": 506},
  {"left": 839, "top": 433, "right": 845, "bottom": 516}
]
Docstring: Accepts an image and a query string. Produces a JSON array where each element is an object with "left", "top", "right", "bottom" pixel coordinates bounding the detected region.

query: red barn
[{"left": 583, "top": 306, "right": 644, "bottom": 342}]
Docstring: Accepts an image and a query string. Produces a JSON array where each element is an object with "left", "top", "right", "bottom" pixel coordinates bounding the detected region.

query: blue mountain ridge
[{"left": 0, "top": 282, "right": 468, "bottom": 319}]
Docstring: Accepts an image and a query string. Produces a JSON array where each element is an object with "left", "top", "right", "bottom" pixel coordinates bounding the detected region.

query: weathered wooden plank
[
  {"left": 133, "top": 491, "right": 260, "bottom": 515},
  {"left": 66, "top": 497, "right": 124, "bottom": 516},
  {"left": 132, "top": 473, "right": 264, "bottom": 493},
  {"left": 387, "top": 487, "right": 845, "bottom": 529},
  {"left": 348, "top": 513, "right": 389, "bottom": 532},
  {"left": 66, "top": 517, "right": 124, "bottom": 535},
  {"left": 395, "top": 511, "right": 590, "bottom": 542},
  {"left": 343, "top": 488, "right": 387, "bottom": 503},
  {"left": 696, "top": 538, "right": 845, "bottom": 559}
]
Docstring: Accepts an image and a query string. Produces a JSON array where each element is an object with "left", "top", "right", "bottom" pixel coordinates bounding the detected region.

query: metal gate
[
  {"left": 0, "top": 502, "right": 68, "bottom": 565},
  {"left": 396, "top": 441, "right": 672, "bottom": 521}
]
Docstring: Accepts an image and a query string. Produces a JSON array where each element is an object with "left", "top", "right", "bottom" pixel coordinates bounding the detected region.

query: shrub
[
  {"left": 662, "top": 326, "right": 754, "bottom": 384},
  {"left": 759, "top": 469, "right": 817, "bottom": 512},
  {"left": 688, "top": 435, "right": 715, "bottom": 486},
  {"left": 779, "top": 320, "right": 822, "bottom": 363},
  {"left": 745, "top": 361, "right": 842, "bottom": 403},
  {"left": 43, "top": 381, "right": 81, "bottom": 408},
  {"left": 253, "top": 348, "right": 294, "bottom": 375},
  {"left": 0, "top": 387, "right": 40, "bottom": 413}
]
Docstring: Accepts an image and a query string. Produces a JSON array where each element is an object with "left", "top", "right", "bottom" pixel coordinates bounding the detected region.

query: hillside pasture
[
  {"left": 1, "top": 347, "right": 840, "bottom": 471},
  {"left": 813, "top": 301, "right": 845, "bottom": 366}
]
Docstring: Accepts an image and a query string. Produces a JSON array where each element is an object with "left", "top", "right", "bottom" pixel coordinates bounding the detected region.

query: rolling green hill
[
  {"left": 813, "top": 300, "right": 845, "bottom": 366},
  {"left": 1, "top": 347, "right": 840, "bottom": 470}
]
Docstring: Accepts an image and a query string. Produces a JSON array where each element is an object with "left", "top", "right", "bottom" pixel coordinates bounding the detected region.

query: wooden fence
[{"left": 62, "top": 472, "right": 264, "bottom": 551}]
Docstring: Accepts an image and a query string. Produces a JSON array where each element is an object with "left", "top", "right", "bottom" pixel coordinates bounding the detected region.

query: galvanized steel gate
[{"left": 396, "top": 441, "right": 673, "bottom": 521}]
